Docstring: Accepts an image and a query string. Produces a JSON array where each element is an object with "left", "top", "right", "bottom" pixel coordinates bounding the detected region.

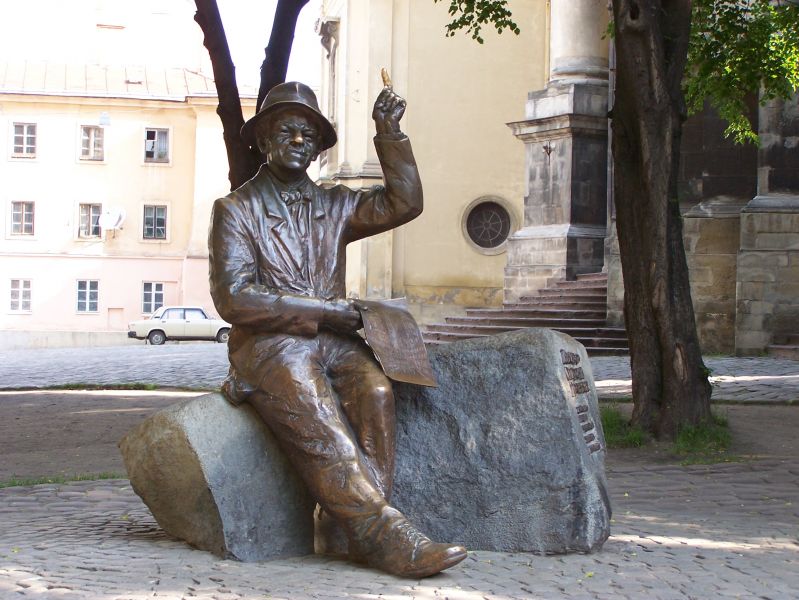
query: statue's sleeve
[
  {"left": 344, "top": 134, "right": 423, "bottom": 242},
  {"left": 208, "top": 197, "right": 323, "bottom": 336}
]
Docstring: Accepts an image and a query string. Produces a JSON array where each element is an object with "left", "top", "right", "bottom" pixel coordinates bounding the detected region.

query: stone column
[
  {"left": 504, "top": 0, "right": 610, "bottom": 301},
  {"left": 319, "top": 0, "right": 396, "bottom": 301},
  {"left": 735, "top": 94, "right": 799, "bottom": 354},
  {"left": 549, "top": 0, "right": 610, "bottom": 82}
]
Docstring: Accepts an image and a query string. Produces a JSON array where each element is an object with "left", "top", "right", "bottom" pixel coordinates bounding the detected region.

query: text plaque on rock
[{"left": 560, "top": 349, "right": 601, "bottom": 454}]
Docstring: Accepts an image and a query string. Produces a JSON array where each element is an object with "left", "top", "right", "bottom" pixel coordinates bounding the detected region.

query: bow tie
[{"left": 280, "top": 189, "right": 311, "bottom": 206}]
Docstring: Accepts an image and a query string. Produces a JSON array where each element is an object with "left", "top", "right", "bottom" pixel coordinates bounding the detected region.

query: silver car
[{"left": 128, "top": 306, "right": 230, "bottom": 345}]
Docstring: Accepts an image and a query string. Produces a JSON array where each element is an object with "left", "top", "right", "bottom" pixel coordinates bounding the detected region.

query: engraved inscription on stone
[
  {"left": 561, "top": 349, "right": 601, "bottom": 454},
  {"left": 560, "top": 350, "right": 590, "bottom": 395},
  {"left": 560, "top": 350, "right": 580, "bottom": 365}
]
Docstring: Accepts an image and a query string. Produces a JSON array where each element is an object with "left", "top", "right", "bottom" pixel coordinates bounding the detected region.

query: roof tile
[{"left": 0, "top": 60, "right": 256, "bottom": 100}]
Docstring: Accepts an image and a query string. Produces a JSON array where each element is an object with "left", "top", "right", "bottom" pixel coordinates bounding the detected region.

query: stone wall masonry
[
  {"left": 740, "top": 205, "right": 799, "bottom": 246},
  {"left": 505, "top": 80, "right": 608, "bottom": 303},
  {"left": 504, "top": 265, "right": 566, "bottom": 303},
  {"left": 404, "top": 285, "right": 502, "bottom": 325},
  {"left": 606, "top": 199, "right": 746, "bottom": 353},
  {"left": 736, "top": 196, "right": 799, "bottom": 354},
  {"left": 683, "top": 199, "right": 748, "bottom": 354},
  {"left": 0, "top": 330, "right": 137, "bottom": 350},
  {"left": 758, "top": 95, "right": 799, "bottom": 194},
  {"left": 605, "top": 220, "right": 624, "bottom": 327}
]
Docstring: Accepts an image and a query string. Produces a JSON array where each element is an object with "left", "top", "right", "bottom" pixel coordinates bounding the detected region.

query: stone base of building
[
  {"left": 404, "top": 285, "right": 502, "bottom": 325},
  {"left": 606, "top": 195, "right": 799, "bottom": 355},
  {"left": 504, "top": 224, "right": 605, "bottom": 302},
  {"left": 736, "top": 195, "right": 799, "bottom": 355},
  {"left": 0, "top": 330, "right": 139, "bottom": 350},
  {"left": 683, "top": 198, "right": 749, "bottom": 355}
]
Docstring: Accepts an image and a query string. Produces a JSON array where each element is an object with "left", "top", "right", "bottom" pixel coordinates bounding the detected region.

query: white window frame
[
  {"left": 143, "top": 127, "right": 170, "bottom": 164},
  {"left": 76, "top": 280, "right": 99, "bottom": 313},
  {"left": 78, "top": 203, "right": 103, "bottom": 238},
  {"left": 11, "top": 122, "right": 36, "bottom": 158},
  {"left": 10, "top": 201, "right": 35, "bottom": 236},
  {"left": 142, "top": 281, "right": 164, "bottom": 314},
  {"left": 142, "top": 204, "right": 168, "bottom": 240},
  {"left": 9, "top": 279, "right": 32, "bottom": 313},
  {"left": 79, "top": 125, "right": 105, "bottom": 162}
]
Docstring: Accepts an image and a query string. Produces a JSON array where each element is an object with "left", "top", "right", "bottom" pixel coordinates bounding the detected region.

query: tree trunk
[
  {"left": 194, "top": 0, "right": 310, "bottom": 190},
  {"left": 611, "top": 0, "right": 712, "bottom": 438},
  {"left": 194, "top": 0, "right": 261, "bottom": 190},
  {"left": 257, "top": 0, "right": 311, "bottom": 109}
]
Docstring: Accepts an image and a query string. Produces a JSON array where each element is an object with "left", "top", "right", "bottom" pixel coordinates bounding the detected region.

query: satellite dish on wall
[{"left": 99, "top": 207, "right": 126, "bottom": 231}]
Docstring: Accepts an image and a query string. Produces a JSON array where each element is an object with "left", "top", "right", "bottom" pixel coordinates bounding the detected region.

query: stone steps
[
  {"left": 425, "top": 325, "right": 627, "bottom": 349},
  {"left": 424, "top": 338, "right": 628, "bottom": 356},
  {"left": 767, "top": 344, "right": 799, "bottom": 361},
  {"left": 542, "top": 284, "right": 607, "bottom": 294},
  {"left": 767, "top": 333, "right": 799, "bottom": 361},
  {"left": 575, "top": 272, "right": 607, "bottom": 281},
  {"left": 465, "top": 307, "right": 609, "bottom": 320},
  {"left": 519, "top": 289, "right": 608, "bottom": 304},
  {"left": 443, "top": 318, "right": 626, "bottom": 336},
  {"left": 502, "top": 298, "right": 607, "bottom": 310},
  {"left": 422, "top": 273, "right": 629, "bottom": 356},
  {"left": 773, "top": 333, "right": 799, "bottom": 345},
  {"left": 424, "top": 328, "right": 626, "bottom": 347}
]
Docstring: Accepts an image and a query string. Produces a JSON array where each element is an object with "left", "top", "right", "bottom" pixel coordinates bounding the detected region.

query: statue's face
[{"left": 257, "top": 108, "right": 321, "bottom": 172}]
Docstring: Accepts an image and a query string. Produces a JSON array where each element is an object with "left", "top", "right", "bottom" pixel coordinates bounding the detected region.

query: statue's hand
[
  {"left": 321, "top": 299, "right": 363, "bottom": 334},
  {"left": 372, "top": 87, "right": 406, "bottom": 136}
]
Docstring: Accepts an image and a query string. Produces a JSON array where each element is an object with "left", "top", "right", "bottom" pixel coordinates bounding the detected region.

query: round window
[{"left": 465, "top": 201, "right": 512, "bottom": 249}]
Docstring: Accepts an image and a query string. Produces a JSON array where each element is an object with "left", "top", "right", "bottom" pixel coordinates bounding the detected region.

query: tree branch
[
  {"left": 194, "top": 0, "right": 260, "bottom": 190},
  {"left": 257, "top": 0, "right": 311, "bottom": 108}
]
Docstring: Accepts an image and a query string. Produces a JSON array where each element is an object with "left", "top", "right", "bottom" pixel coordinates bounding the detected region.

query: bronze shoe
[{"left": 348, "top": 506, "right": 467, "bottom": 578}]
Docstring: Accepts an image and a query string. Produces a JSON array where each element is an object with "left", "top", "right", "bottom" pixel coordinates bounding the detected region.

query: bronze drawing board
[{"left": 356, "top": 298, "right": 437, "bottom": 387}]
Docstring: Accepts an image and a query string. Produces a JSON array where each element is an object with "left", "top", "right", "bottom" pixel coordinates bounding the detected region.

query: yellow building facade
[{"left": 317, "top": 0, "right": 549, "bottom": 322}]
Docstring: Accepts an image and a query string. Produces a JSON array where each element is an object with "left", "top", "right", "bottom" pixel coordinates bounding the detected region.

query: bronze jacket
[{"left": 208, "top": 134, "right": 422, "bottom": 384}]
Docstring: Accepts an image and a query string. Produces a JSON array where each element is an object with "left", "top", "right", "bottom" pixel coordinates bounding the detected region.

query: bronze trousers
[{"left": 244, "top": 332, "right": 396, "bottom": 523}]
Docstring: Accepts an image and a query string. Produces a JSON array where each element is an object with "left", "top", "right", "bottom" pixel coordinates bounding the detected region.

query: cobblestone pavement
[
  {"left": 1, "top": 344, "right": 798, "bottom": 598},
  {"left": 1, "top": 344, "right": 798, "bottom": 403},
  {"left": 591, "top": 355, "right": 799, "bottom": 402},
  {"left": 1, "top": 457, "right": 797, "bottom": 599}
]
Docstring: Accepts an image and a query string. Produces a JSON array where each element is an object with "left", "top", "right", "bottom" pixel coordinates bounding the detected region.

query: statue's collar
[{"left": 256, "top": 164, "right": 325, "bottom": 219}]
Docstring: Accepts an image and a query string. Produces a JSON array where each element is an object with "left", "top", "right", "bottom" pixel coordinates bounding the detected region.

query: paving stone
[
  {"left": 1, "top": 345, "right": 797, "bottom": 404},
  {"left": 2, "top": 347, "right": 799, "bottom": 597}
]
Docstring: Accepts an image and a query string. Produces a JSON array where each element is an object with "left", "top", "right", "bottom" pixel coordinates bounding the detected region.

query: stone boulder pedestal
[
  {"left": 120, "top": 328, "right": 610, "bottom": 560},
  {"left": 393, "top": 328, "right": 611, "bottom": 554},
  {"left": 119, "top": 395, "right": 315, "bottom": 561}
]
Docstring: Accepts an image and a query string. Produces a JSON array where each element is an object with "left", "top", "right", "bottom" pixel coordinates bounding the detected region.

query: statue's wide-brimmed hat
[{"left": 241, "top": 82, "right": 337, "bottom": 151}]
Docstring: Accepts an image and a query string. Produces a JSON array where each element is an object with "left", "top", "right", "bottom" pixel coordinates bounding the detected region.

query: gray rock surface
[
  {"left": 119, "top": 394, "right": 315, "bottom": 561},
  {"left": 392, "top": 328, "right": 611, "bottom": 554},
  {"left": 120, "top": 328, "right": 609, "bottom": 560}
]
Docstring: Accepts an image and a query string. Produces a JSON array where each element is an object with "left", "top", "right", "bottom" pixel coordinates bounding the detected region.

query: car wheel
[
  {"left": 216, "top": 328, "right": 230, "bottom": 343},
  {"left": 148, "top": 330, "right": 167, "bottom": 345}
]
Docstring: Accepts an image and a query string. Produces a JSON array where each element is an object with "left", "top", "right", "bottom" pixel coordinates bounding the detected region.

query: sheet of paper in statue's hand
[{"left": 355, "top": 298, "right": 437, "bottom": 387}]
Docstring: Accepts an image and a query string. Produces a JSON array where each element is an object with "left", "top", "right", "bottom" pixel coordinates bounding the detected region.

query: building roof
[{"left": 0, "top": 60, "right": 257, "bottom": 102}]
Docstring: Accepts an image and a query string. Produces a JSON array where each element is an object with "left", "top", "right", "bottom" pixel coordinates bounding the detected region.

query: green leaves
[
  {"left": 434, "top": 0, "right": 520, "bottom": 44},
  {"left": 686, "top": 0, "right": 799, "bottom": 143}
]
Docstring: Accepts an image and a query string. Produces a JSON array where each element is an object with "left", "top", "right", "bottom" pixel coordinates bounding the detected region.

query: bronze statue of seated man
[{"left": 208, "top": 80, "right": 466, "bottom": 578}]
